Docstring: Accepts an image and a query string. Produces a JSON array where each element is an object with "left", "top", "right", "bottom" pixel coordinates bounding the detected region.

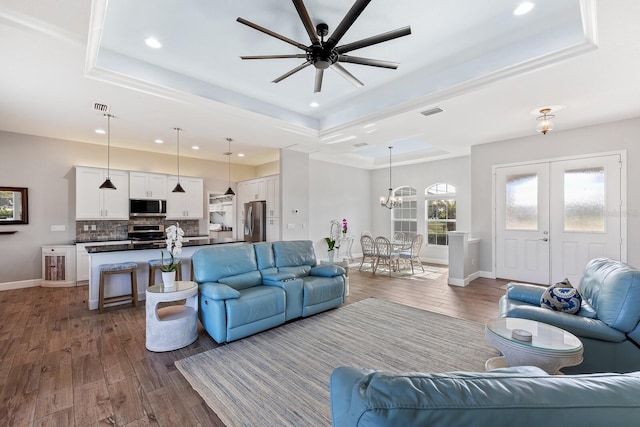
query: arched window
[
  {"left": 425, "top": 183, "right": 456, "bottom": 246},
  {"left": 392, "top": 186, "right": 417, "bottom": 238}
]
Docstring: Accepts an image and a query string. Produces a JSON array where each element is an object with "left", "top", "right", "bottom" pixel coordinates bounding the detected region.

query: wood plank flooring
[{"left": 0, "top": 263, "right": 508, "bottom": 426}]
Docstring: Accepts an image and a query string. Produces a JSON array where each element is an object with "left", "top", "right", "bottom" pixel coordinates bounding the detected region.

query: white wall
[
  {"left": 369, "top": 156, "right": 471, "bottom": 264},
  {"left": 308, "top": 159, "right": 371, "bottom": 259},
  {"left": 0, "top": 131, "right": 255, "bottom": 283},
  {"left": 280, "top": 149, "right": 309, "bottom": 240},
  {"left": 471, "top": 117, "right": 640, "bottom": 275}
]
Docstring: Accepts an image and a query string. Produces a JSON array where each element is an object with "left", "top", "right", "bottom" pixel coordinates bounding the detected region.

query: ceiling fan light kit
[{"left": 237, "top": 0, "right": 411, "bottom": 93}]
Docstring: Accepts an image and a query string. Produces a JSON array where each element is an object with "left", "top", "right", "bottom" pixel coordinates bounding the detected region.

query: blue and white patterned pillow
[{"left": 540, "top": 278, "right": 582, "bottom": 314}]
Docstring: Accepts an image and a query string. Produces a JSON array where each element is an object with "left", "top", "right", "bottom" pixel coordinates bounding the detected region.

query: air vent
[
  {"left": 420, "top": 107, "right": 444, "bottom": 117},
  {"left": 353, "top": 142, "right": 368, "bottom": 148},
  {"left": 93, "top": 102, "right": 110, "bottom": 113}
]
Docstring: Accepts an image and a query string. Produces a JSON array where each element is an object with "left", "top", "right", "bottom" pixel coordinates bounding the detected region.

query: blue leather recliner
[
  {"left": 193, "top": 240, "right": 345, "bottom": 343},
  {"left": 499, "top": 258, "right": 640, "bottom": 373}
]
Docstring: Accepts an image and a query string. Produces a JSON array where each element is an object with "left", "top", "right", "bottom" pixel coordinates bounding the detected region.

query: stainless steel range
[{"left": 127, "top": 224, "right": 165, "bottom": 244}]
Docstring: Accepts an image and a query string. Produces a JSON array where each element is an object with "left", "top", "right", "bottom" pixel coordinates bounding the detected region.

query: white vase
[
  {"left": 161, "top": 270, "right": 176, "bottom": 288},
  {"left": 328, "top": 251, "right": 335, "bottom": 262}
]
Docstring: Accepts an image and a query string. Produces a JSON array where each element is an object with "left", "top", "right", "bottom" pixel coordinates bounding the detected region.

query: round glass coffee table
[
  {"left": 485, "top": 318, "right": 583, "bottom": 374},
  {"left": 145, "top": 281, "right": 198, "bottom": 352}
]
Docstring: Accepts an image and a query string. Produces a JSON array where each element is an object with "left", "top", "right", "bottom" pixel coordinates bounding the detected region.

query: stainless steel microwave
[{"left": 129, "top": 199, "right": 166, "bottom": 217}]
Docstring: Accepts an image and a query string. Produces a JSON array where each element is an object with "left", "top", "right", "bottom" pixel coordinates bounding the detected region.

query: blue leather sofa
[
  {"left": 192, "top": 240, "right": 345, "bottom": 343},
  {"left": 330, "top": 366, "right": 640, "bottom": 426},
  {"left": 499, "top": 258, "right": 640, "bottom": 373}
]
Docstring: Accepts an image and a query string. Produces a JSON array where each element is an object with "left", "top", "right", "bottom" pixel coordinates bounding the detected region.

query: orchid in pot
[{"left": 160, "top": 222, "right": 184, "bottom": 287}]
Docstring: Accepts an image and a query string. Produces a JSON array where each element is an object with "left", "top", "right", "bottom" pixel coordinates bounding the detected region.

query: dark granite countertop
[{"left": 85, "top": 238, "right": 244, "bottom": 253}]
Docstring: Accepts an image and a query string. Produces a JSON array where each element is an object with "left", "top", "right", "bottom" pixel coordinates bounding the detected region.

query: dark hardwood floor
[{"left": 0, "top": 263, "right": 508, "bottom": 426}]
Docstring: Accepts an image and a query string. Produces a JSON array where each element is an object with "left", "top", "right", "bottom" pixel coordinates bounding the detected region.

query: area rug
[
  {"left": 349, "top": 260, "right": 446, "bottom": 280},
  {"left": 175, "top": 298, "right": 498, "bottom": 427}
]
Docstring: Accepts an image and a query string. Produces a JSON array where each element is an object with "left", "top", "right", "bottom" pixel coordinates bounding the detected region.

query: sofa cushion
[
  {"left": 280, "top": 265, "right": 312, "bottom": 277},
  {"left": 310, "top": 264, "right": 345, "bottom": 277},
  {"left": 302, "top": 276, "right": 344, "bottom": 306},
  {"left": 218, "top": 270, "right": 263, "bottom": 291},
  {"left": 272, "top": 240, "right": 317, "bottom": 268},
  {"left": 226, "top": 286, "right": 285, "bottom": 328},
  {"left": 253, "top": 242, "right": 275, "bottom": 270},
  {"left": 193, "top": 244, "right": 257, "bottom": 283},
  {"left": 540, "top": 279, "right": 582, "bottom": 314}
]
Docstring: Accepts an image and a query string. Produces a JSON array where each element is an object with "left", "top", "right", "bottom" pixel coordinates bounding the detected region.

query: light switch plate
[
  {"left": 51, "top": 225, "right": 66, "bottom": 232},
  {"left": 287, "top": 223, "right": 295, "bottom": 229}
]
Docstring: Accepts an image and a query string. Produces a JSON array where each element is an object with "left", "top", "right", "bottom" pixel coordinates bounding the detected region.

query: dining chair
[
  {"left": 359, "top": 234, "right": 376, "bottom": 271},
  {"left": 392, "top": 231, "right": 408, "bottom": 251},
  {"left": 398, "top": 234, "right": 425, "bottom": 274},
  {"left": 374, "top": 236, "right": 399, "bottom": 276}
]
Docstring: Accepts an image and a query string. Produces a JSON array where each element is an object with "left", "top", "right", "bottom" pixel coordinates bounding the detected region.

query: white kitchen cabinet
[
  {"left": 129, "top": 172, "right": 167, "bottom": 199},
  {"left": 42, "top": 245, "right": 76, "bottom": 287},
  {"left": 245, "top": 178, "right": 266, "bottom": 201},
  {"left": 76, "top": 240, "right": 131, "bottom": 283},
  {"left": 266, "top": 217, "right": 280, "bottom": 242},
  {"left": 166, "top": 176, "right": 204, "bottom": 219},
  {"left": 266, "top": 175, "right": 280, "bottom": 217},
  {"left": 75, "top": 166, "right": 129, "bottom": 220}
]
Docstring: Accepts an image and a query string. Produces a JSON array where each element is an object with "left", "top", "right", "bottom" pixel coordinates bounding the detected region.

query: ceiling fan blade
[
  {"left": 272, "top": 61, "right": 313, "bottom": 83},
  {"left": 331, "top": 63, "right": 364, "bottom": 88},
  {"left": 237, "top": 17, "right": 309, "bottom": 51},
  {"left": 314, "top": 68, "right": 324, "bottom": 93},
  {"left": 325, "top": 0, "right": 372, "bottom": 49},
  {"left": 338, "top": 55, "right": 398, "bottom": 69},
  {"left": 336, "top": 26, "right": 411, "bottom": 54},
  {"left": 241, "top": 54, "right": 308, "bottom": 60},
  {"left": 292, "top": 0, "right": 321, "bottom": 45}
]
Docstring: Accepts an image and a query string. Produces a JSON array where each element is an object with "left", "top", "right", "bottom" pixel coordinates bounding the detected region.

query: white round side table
[
  {"left": 485, "top": 317, "right": 583, "bottom": 374},
  {"left": 145, "top": 281, "right": 198, "bottom": 352}
]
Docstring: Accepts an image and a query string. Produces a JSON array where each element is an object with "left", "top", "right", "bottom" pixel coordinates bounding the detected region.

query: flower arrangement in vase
[
  {"left": 342, "top": 218, "right": 348, "bottom": 234},
  {"left": 160, "top": 222, "right": 184, "bottom": 287}
]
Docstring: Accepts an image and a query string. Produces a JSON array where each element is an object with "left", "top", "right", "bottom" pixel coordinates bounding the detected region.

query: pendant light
[
  {"left": 99, "top": 113, "right": 117, "bottom": 190},
  {"left": 224, "top": 137, "right": 235, "bottom": 196},
  {"left": 172, "top": 127, "right": 185, "bottom": 193},
  {"left": 379, "top": 146, "right": 402, "bottom": 209},
  {"left": 536, "top": 108, "right": 555, "bottom": 135}
]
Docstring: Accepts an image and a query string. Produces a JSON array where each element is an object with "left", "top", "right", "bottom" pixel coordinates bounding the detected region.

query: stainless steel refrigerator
[{"left": 244, "top": 201, "right": 266, "bottom": 242}]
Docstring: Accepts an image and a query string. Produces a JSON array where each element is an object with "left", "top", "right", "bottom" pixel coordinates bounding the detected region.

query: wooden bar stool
[
  {"left": 98, "top": 262, "right": 138, "bottom": 313},
  {"left": 148, "top": 259, "right": 183, "bottom": 286}
]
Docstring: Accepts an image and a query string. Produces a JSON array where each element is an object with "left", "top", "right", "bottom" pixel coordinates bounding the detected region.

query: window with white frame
[
  {"left": 392, "top": 186, "right": 417, "bottom": 239},
  {"left": 425, "top": 183, "right": 456, "bottom": 246}
]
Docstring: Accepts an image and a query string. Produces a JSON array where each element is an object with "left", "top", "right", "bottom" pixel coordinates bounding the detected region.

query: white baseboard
[
  {"left": 448, "top": 271, "right": 482, "bottom": 287},
  {"left": 478, "top": 270, "right": 496, "bottom": 279},
  {"left": 423, "top": 257, "right": 448, "bottom": 265},
  {"left": 0, "top": 279, "right": 42, "bottom": 292}
]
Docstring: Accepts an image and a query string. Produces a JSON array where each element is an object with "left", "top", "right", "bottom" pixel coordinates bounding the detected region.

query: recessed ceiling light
[
  {"left": 145, "top": 37, "right": 162, "bottom": 49},
  {"left": 513, "top": 2, "right": 534, "bottom": 16},
  {"left": 310, "top": 102, "right": 319, "bottom": 108},
  {"left": 237, "top": 153, "right": 245, "bottom": 157},
  {"left": 154, "top": 139, "right": 163, "bottom": 144},
  {"left": 95, "top": 129, "right": 106, "bottom": 134},
  {"left": 191, "top": 145, "right": 200, "bottom": 150}
]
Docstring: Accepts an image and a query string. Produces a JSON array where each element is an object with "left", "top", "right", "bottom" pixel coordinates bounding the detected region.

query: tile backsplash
[{"left": 75, "top": 219, "right": 199, "bottom": 242}]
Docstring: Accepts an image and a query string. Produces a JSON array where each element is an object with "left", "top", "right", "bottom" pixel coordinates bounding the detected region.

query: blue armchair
[{"left": 499, "top": 258, "right": 640, "bottom": 373}]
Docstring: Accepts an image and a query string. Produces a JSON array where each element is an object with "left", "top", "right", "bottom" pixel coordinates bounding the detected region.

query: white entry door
[
  {"left": 495, "top": 154, "right": 622, "bottom": 285},
  {"left": 549, "top": 155, "right": 622, "bottom": 285},
  {"left": 496, "top": 163, "right": 550, "bottom": 284}
]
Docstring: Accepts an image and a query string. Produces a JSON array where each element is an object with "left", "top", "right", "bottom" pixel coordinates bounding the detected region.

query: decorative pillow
[{"left": 540, "top": 278, "right": 582, "bottom": 314}]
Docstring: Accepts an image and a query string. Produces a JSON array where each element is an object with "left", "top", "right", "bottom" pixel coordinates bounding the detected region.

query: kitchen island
[{"left": 86, "top": 238, "right": 244, "bottom": 310}]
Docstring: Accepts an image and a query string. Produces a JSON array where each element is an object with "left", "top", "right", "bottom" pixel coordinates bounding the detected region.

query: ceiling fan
[{"left": 237, "top": 0, "right": 411, "bottom": 93}]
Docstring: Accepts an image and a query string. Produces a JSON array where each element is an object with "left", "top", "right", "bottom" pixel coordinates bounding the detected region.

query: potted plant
[{"left": 161, "top": 222, "right": 184, "bottom": 287}]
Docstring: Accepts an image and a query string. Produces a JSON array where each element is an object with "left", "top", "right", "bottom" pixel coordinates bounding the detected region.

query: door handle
[{"left": 539, "top": 238, "right": 549, "bottom": 242}]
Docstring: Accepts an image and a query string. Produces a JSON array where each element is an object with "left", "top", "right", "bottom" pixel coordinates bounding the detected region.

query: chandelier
[{"left": 380, "top": 146, "right": 402, "bottom": 209}]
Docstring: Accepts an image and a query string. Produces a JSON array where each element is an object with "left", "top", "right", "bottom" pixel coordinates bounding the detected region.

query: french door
[{"left": 495, "top": 154, "right": 622, "bottom": 285}]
